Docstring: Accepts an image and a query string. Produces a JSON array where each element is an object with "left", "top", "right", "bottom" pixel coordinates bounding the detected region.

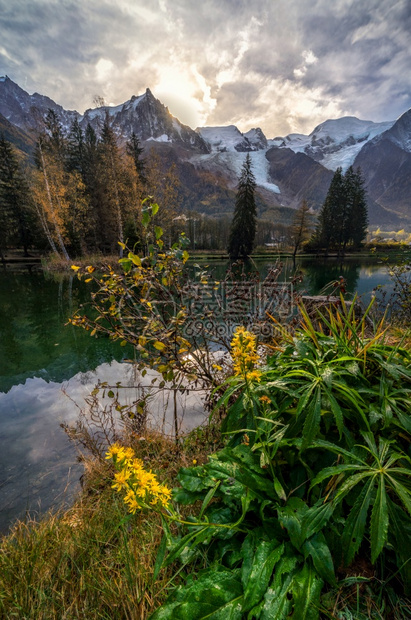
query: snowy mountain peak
[
  {"left": 384, "top": 108, "right": 411, "bottom": 153},
  {"left": 197, "top": 125, "right": 267, "bottom": 153},
  {"left": 277, "top": 116, "right": 395, "bottom": 171},
  {"left": 243, "top": 127, "right": 268, "bottom": 149}
]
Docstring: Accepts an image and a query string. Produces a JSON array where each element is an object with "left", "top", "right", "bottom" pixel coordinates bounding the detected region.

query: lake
[{"left": 0, "top": 256, "right": 401, "bottom": 532}]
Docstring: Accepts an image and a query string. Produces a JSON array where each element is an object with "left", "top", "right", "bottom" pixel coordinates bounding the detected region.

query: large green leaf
[
  {"left": 177, "top": 466, "right": 215, "bottom": 493},
  {"left": 278, "top": 498, "right": 307, "bottom": 550},
  {"left": 150, "top": 568, "right": 244, "bottom": 620},
  {"left": 292, "top": 563, "right": 323, "bottom": 620},
  {"left": 242, "top": 541, "right": 284, "bottom": 612},
  {"left": 370, "top": 475, "right": 388, "bottom": 563},
  {"left": 341, "top": 478, "right": 374, "bottom": 566},
  {"left": 303, "top": 533, "right": 336, "bottom": 586},
  {"left": 301, "top": 386, "right": 322, "bottom": 450},
  {"left": 260, "top": 555, "right": 299, "bottom": 620},
  {"left": 301, "top": 502, "right": 334, "bottom": 540},
  {"left": 323, "top": 386, "right": 344, "bottom": 436}
]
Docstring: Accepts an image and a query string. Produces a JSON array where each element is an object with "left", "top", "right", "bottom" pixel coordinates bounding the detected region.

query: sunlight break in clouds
[{"left": 0, "top": 0, "right": 411, "bottom": 136}]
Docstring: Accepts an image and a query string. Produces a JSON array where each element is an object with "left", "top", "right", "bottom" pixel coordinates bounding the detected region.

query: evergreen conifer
[
  {"left": 228, "top": 153, "right": 257, "bottom": 259},
  {"left": 312, "top": 166, "right": 368, "bottom": 253}
]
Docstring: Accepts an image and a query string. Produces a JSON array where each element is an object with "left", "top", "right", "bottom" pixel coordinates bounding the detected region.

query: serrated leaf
[
  {"left": 341, "top": 477, "right": 374, "bottom": 566},
  {"left": 301, "top": 386, "right": 322, "bottom": 450},
  {"left": 388, "top": 477, "right": 411, "bottom": 518},
  {"left": 370, "top": 475, "right": 388, "bottom": 563},
  {"left": 311, "top": 464, "right": 366, "bottom": 488},
  {"left": 301, "top": 502, "right": 334, "bottom": 540},
  {"left": 323, "top": 387, "right": 344, "bottom": 437}
]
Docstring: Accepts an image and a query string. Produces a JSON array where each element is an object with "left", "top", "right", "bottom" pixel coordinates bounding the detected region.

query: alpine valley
[{"left": 1, "top": 75, "right": 411, "bottom": 227}]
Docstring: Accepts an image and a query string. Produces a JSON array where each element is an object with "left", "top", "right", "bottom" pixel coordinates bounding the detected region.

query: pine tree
[
  {"left": 126, "top": 132, "right": 146, "bottom": 185},
  {"left": 344, "top": 166, "right": 368, "bottom": 249},
  {"left": 313, "top": 167, "right": 345, "bottom": 252},
  {"left": 312, "top": 166, "right": 368, "bottom": 253},
  {"left": 67, "top": 118, "right": 86, "bottom": 175},
  {"left": 0, "top": 135, "right": 35, "bottom": 257},
  {"left": 228, "top": 153, "right": 257, "bottom": 259}
]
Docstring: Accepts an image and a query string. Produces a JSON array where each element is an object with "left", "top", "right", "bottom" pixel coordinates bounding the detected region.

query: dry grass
[
  {"left": 0, "top": 423, "right": 222, "bottom": 620},
  {"left": 42, "top": 253, "right": 121, "bottom": 273}
]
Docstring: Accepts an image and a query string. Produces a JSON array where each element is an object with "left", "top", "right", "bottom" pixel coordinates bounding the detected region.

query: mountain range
[{"left": 1, "top": 75, "right": 411, "bottom": 228}]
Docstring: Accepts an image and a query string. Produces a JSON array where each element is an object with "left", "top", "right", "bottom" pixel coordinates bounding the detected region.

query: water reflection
[
  {"left": 200, "top": 256, "right": 393, "bottom": 304},
  {"left": 0, "top": 361, "right": 207, "bottom": 533},
  {"left": 0, "top": 270, "right": 132, "bottom": 393}
]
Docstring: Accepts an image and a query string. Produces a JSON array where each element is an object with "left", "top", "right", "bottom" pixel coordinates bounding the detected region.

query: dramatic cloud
[{"left": 0, "top": 0, "right": 410, "bottom": 136}]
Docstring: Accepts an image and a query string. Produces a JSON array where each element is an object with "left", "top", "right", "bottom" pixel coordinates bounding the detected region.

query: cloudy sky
[{"left": 1, "top": 0, "right": 410, "bottom": 137}]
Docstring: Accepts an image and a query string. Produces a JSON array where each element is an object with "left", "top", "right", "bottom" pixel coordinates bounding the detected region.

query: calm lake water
[{"left": 0, "top": 256, "right": 401, "bottom": 532}]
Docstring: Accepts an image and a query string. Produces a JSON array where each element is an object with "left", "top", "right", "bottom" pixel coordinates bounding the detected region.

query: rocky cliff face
[
  {"left": 80, "top": 88, "right": 209, "bottom": 153},
  {"left": 0, "top": 75, "right": 78, "bottom": 134}
]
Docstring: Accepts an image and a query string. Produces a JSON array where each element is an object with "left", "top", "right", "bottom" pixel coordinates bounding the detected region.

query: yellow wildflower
[
  {"left": 231, "top": 326, "right": 261, "bottom": 382},
  {"left": 259, "top": 395, "right": 271, "bottom": 404},
  {"left": 106, "top": 447, "right": 172, "bottom": 511},
  {"left": 112, "top": 468, "right": 131, "bottom": 491},
  {"left": 105, "top": 443, "right": 123, "bottom": 460}
]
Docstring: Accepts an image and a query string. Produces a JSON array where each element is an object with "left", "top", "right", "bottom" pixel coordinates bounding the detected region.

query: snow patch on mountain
[
  {"left": 248, "top": 150, "right": 280, "bottom": 193},
  {"left": 278, "top": 117, "right": 395, "bottom": 171},
  {"left": 147, "top": 134, "right": 170, "bottom": 142},
  {"left": 189, "top": 148, "right": 280, "bottom": 195}
]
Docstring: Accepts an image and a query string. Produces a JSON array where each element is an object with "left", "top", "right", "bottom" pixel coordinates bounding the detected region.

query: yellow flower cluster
[
  {"left": 231, "top": 326, "right": 261, "bottom": 382},
  {"left": 106, "top": 443, "right": 172, "bottom": 513}
]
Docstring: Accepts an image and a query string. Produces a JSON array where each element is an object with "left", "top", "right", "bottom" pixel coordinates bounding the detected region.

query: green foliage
[
  {"left": 70, "top": 201, "right": 222, "bottom": 396},
  {"left": 388, "top": 261, "right": 411, "bottom": 325},
  {"left": 312, "top": 166, "right": 368, "bottom": 253},
  {"left": 152, "top": 299, "right": 411, "bottom": 619},
  {"left": 228, "top": 153, "right": 257, "bottom": 259},
  {"left": 0, "top": 134, "right": 36, "bottom": 257}
]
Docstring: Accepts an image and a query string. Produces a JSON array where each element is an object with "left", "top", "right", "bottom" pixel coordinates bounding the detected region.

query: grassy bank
[{"left": 0, "top": 425, "right": 222, "bottom": 619}]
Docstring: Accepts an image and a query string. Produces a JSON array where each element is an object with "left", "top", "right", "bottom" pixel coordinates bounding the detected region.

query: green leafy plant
[{"left": 149, "top": 299, "right": 411, "bottom": 619}]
